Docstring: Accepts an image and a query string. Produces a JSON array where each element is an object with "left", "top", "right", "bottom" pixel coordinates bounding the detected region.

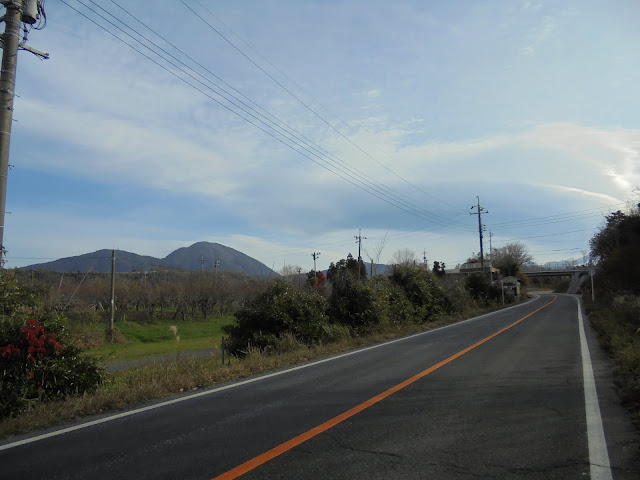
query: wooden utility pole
[{"left": 0, "top": 0, "right": 23, "bottom": 266}]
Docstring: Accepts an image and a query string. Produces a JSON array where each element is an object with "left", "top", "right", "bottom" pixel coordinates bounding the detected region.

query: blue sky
[{"left": 4, "top": 0, "right": 640, "bottom": 272}]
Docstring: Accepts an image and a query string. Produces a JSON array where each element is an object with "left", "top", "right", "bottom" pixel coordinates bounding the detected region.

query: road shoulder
[{"left": 579, "top": 296, "right": 640, "bottom": 479}]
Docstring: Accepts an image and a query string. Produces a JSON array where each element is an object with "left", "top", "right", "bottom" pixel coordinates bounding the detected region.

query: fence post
[{"left": 221, "top": 336, "right": 225, "bottom": 366}]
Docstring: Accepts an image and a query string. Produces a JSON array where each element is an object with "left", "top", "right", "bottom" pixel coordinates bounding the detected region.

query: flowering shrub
[{"left": 0, "top": 316, "right": 104, "bottom": 418}]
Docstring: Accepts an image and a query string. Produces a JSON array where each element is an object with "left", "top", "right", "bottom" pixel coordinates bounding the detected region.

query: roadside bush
[
  {"left": 328, "top": 274, "right": 380, "bottom": 330},
  {"left": 586, "top": 295, "right": 640, "bottom": 423},
  {"left": 389, "top": 265, "right": 450, "bottom": 322},
  {"left": 0, "top": 316, "right": 104, "bottom": 418},
  {"left": 465, "top": 273, "right": 500, "bottom": 305},
  {"left": 223, "top": 281, "right": 329, "bottom": 356},
  {"left": 0, "top": 272, "right": 41, "bottom": 319},
  {"left": 373, "top": 278, "right": 418, "bottom": 325},
  {"left": 439, "top": 278, "right": 474, "bottom": 315}
]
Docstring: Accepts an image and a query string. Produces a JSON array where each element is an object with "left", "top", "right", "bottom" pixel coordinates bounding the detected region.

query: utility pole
[
  {"left": 109, "top": 249, "right": 116, "bottom": 342},
  {"left": 489, "top": 230, "right": 493, "bottom": 259},
  {"left": 311, "top": 251, "right": 320, "bottom": 273},
  {"left": 0, "top": 0, "right": 47, "bottom": 267},
  {"left": 0, "top": 0, "right": 22, "bottom": 267},
  {"left": 470, "top": 196, "right": 488, "bottom": 275},
  {"left": 354, "top": 229, "right": 366, "bottom": 280},
  {"left": 213, "top": 260, "right": 220, "bottom": 284},
  {"left": 423, "top": 249, "right": 428, "bottom": 269},
  {"left": 489, "top": 230, "right": 493, "bottom": 282}
]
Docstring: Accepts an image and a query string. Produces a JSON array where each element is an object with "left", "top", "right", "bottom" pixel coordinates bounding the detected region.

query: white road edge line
[
  {"left": 574, "top": 297, "right": 613, "bottom": 480},
  {"left": 0, "top": 296, "right": 540, "bottom": 451}
]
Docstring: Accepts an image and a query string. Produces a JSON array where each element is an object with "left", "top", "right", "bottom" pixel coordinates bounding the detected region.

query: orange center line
[{"left": 212, "top": 296, "right": 558, "bottom": 480}]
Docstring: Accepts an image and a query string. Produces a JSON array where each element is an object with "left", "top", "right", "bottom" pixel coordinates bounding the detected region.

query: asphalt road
[{"left": 2, "top": 295, "right": 639, "bottom": 479}]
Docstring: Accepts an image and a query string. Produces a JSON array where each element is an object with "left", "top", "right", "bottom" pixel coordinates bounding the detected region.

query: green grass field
[{"left": 86, "top": 316, "right": 236, "bottom": 362}]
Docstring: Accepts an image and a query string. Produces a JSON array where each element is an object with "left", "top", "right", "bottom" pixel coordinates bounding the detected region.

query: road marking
[
  {"left": 211, "top": 297, "right": 557, "bottom": 480},
  {"left": 574, "top": 297, "right": 613, "bottom": 480},
  {"left": 0, "top": 296, "right": 539, "bottom": 452}
]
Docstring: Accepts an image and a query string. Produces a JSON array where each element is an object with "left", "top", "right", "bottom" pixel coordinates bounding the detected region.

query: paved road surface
[{"left": 2, "top": 295, "right": 639, "bottom": 479}]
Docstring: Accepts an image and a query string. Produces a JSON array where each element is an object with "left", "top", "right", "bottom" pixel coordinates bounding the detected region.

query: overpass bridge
[
  {"left": 522, "top": 268, "right": 586, "bottom": 278},
  {"left": 522, "top": 268, "right": 590, "bottom": 294}
]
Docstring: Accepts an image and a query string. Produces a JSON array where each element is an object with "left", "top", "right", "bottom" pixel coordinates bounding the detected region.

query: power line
[
  {"left": 492, "top": 227, "right": 598, "bottom": 243},
  {"left": 181, "top": 0, "right": 467, "bottom": 213},
  {"left": 64, "top": 0, "right": 473, "bottom": 231},
  {"left": 489, "top": 203, "right": 624, "bottom": 231},
  {"left": 51, "top": 2, "right": 611, "bottom": 270}
]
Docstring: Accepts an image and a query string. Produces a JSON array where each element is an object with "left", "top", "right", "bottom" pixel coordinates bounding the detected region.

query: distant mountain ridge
[{"left": 21, "top": 242, "right": 278, "bottom": 278}]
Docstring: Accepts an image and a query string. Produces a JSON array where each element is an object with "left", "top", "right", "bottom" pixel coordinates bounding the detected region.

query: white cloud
[{"left": 537, "top": 184, "right": 623, "bottom": 204}]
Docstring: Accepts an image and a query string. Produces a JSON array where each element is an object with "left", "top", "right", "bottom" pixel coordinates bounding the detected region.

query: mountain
[
  {"left": 21, "top": 242, "right": 278, "bottom": 277},
  {"left": 24, "top": 250, "right": 160, "bottom": 274},
  {"left": 163, "top": 242, "right": 276, "bottom": 277}
]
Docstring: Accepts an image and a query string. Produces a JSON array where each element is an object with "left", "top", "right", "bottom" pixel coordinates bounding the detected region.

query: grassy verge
[
  {"left": 584, "top": 297, "right": 640, "bottom": 426},
  {"left": 0, "top": 302, "right": 517, "bottom": 439},
  {"left": 85, "top": 316, "right": 235, "bottom": 362}
]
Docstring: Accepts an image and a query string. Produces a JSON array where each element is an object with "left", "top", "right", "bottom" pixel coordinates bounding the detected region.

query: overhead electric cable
[
  {"left": 102, "top": 0, "right": 468, "bottom": 230},
  {"left": 181, "top": 0, "right": 467, "bottom": 213},
  {"left": 493, "top": 227, "right": 598, "bottom": 243},
  {"left": 61, "top": 0, "right": 472, "bottom": 230},
  {"left": 489, "top": 203, "right": 625, "bottom": 230},
  {"left": 64, "top": 0, "right": 472, "bottom": 231}
]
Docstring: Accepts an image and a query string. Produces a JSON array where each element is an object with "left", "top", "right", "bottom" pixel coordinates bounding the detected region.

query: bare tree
[
  {"left": 364, "top": 231, "right": 388, "bottom": 276},
  {"left": 492, "top": 242, "right": 532, "bottom": 277},
  {"left": 391, "top": 248, "right": 417, "bottom": 266},
  {"left": 279, "top": 264, "right": 302, "bottom": 277},
  {"left": 279, "top": 264, "right": 306, "bottom": 288}
]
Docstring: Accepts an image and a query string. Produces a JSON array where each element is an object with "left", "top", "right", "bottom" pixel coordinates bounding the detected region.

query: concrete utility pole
[
  {"left": 109, "top": 249, "right": 116, "bottom": 341},
  {"left": 213, "top": 260, "right": 220, "bottom": 284},
  {"left": 0, "top": 0, "right": 47, "bottom": 267},
  {"left": 470, "top": 196, "right": 488, "bottom": 275},
  {"left": 0, "top": 0, "right": 22, "bottom": 266},
  {"left": 489, "top": 230, "right": 493, "bottom": 282},
  {"left": 354, "top": 229, "right": 366, "bottom": 280},
  {"left": 311, "top": 252, "right": 320, "bottom": 272}
]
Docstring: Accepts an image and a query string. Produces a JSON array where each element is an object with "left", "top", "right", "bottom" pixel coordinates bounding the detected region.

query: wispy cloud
[
  {"left": 521, "top": 15, "right": 557, "bottom": 55},
  {"left": 537, "top": 184, "right": 623, "bottom": 204}
]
